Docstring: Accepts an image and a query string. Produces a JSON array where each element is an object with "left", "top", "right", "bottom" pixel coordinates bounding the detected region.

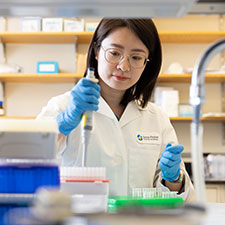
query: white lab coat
[{"left": 37, "top": 91, "right": 195, "bottom": 202}]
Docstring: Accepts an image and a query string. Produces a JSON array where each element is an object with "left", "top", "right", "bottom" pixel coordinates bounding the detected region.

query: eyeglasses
[{"left": 101, "top": 46, "right": 150, "bottom": 69}]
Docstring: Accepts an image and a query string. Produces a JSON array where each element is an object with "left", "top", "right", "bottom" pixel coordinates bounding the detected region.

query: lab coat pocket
[
  {"left": 129, "top": 144, "right": 161, "bottom": 189},
  {"left": 101, "top": 152, "right": 128, "bottom": 196}
]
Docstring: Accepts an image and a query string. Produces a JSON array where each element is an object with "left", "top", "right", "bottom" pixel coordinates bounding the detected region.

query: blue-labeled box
[{"left": 37, "top": 61, "right": 59, "bottom": 74}]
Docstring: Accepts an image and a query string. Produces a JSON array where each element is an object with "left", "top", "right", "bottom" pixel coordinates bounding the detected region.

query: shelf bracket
[{"left": 0, "top": 36, "right": 6, "bottom": 64}]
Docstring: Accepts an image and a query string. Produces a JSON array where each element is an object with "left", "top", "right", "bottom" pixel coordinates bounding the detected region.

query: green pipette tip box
[{"left": 108, "top": 196, "right": 184, "bottom": 212}]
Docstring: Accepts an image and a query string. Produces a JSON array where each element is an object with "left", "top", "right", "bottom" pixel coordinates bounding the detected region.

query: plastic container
[
  {"left": 108, "top": 195, "right": 184, "bottom": 212},
  {"left": 0, "top": 159, "right": 60, "bottom": 194},
  {"left": 0, "top": 194, "right": 33, "bottom": 225},
  {"left": 61, "top": 180, "right": 109, "bottom": 214}
]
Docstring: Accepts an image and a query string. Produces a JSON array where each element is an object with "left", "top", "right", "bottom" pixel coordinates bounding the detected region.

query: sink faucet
[{"left": 189, "top": 38, "right": 225, "bottom": 204}]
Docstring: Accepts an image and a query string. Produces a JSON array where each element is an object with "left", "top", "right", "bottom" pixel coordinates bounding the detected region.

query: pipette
[{"left": 81, "top": 67, "right": 98, "bottom": 167}]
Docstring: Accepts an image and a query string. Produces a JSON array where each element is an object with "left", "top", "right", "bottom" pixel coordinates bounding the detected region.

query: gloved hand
[
  {"left": 158, "top": 143, "right": 184, "bottom": 182},
  {"left": 56, "top": 78, "right": 100, "bottom": 136}
]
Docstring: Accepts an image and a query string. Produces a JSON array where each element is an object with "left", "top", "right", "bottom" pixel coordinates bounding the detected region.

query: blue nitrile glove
[
  {"left": 158, "top": 143, "right": 184, "bottom": 182},
  {"left": 56, "top": 78, "right": 100, "bottom": 136}
]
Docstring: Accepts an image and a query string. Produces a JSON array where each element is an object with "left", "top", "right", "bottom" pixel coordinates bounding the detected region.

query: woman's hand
[
  {"left": 56, "top": 78, "right": 100, "bottom": 136},
  {"left": 158, "top": 143, "right": 184, "bottom": 182}
]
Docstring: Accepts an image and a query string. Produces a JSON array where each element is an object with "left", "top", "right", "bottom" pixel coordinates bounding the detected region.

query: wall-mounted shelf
[
  {"left": 158, "top": 74, "right": 225, "bottom": 83},
  {"left": 170, "top": 116, "right": 225, "bottom": 121},
  {"left": 0, "top": 116, "right": 36, "bottom": 119},
  {"left": 0, "top": 73, "right": 82, "bottom": 83},
  {"left": 1, "top": 31, "right": 225, "bottom": 44},
  {"left": 1, "top": 115, "right": 225, "bottom": 121},
  {"left": 159, "top": 31, "right": 225, "bottom": 43},
  {"left": 0, "top": 73, "right": 224, "bottom": 83},
  {"left": 0, "top": 32, "right": 93, "bottom": 44}
]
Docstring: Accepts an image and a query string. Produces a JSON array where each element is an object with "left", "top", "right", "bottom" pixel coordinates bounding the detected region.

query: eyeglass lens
[{"left": 105, "top": 48, "right": 148, "bottom": 68}]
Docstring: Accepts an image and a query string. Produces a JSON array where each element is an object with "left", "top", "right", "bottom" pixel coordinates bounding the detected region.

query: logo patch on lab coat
[{"left": 136, "top": 132, "right": 160, "bottom": 144}]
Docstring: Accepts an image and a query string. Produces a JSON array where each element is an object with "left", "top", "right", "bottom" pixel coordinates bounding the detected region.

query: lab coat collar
[
  {"left": 98, "top": 96, "right": 145, "bottom": 127},
  {"left": 98, "top": 96, "right": 116, "bottom": 120},
  {"left": 119, "top": 101, "right": 142, "bottom": 127}
]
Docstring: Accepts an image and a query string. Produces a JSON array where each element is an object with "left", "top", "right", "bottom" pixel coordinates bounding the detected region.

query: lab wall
[{"left": 3, "top": 15, "right": 225, "bottom": 155}]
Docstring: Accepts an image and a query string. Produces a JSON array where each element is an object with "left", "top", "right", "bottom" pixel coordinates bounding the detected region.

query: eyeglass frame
[{"left": 101, "top": 46, "right": 150, "bottom": 69}]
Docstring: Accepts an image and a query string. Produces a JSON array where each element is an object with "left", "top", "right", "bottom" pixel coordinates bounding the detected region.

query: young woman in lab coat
[{"left": 37, "top": 18, "right": 195, "bottom": 202}]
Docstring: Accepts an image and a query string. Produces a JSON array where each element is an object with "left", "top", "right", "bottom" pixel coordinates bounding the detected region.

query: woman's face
[{"left": 96, "top": 27, "right": 149, "bottom": 92}]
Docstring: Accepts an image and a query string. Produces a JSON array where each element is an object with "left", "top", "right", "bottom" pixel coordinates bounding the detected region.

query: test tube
[
  {"left": 132, "top": 188, "right": 142, "bottom": 198},
  {"left": 143, "top": 188, "right": 154, "bottom": 199},
  {"left": 155, "top": 188, "right": 162, "bottom": 198}
]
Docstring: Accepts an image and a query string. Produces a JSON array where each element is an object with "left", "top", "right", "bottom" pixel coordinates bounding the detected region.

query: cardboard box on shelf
[
  {"left": 42, "top": 18, "right": 63, "bottom": 32},
  {"left": 64, "top": 19, "right": 84, "bottom": 32},
  {"left": 37, "top": 61, "right": 59, "bottom": 74},
  {"left": 85, "top": 22, "right": 99, "bottom": 32},
  {"left": 21, "top": 17, "right": 42, "bottom": 32}
]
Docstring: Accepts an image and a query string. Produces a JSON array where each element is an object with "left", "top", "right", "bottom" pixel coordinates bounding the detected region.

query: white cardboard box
[
  {"left": 85, "top": 22, "right": 99, "bottom": 32},
  {"left": 42, "top": 18, "right": 63, "bottom": 32},
  {"left": 64, "top": 19, "right": 84, "bottom": 32},
  {"left": 21, "top": 17, "right": 42, "bottom": 32}
]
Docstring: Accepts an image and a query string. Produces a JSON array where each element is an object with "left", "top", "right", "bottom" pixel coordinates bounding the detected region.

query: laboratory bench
[
  {"left": 4, "top": 202, "right": 225, "bottom": 225},
  {"left": 83, "top": 203, "right": 225, "bottom": 225}
]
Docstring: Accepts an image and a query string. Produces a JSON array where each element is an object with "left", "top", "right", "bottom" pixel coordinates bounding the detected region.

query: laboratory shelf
[
  {"left": 1, "top": 116, "right": 225, "bottom": 122},
  {"left": 0, "top": 73, "right": 225, "bottom": 83},
  {"left": 1, "top": 31, "right": 225, "bottom": 44},
  {"left": 159, "top": 31, "right": 225, "bottom": 43},
  {"left": 0, "top": 31, "right": 93, "bottom": 44},
  {"left": 0, "top": 73, "right": 83, "bottom": 83},
  {"left": 170, "top": 116, "right": 225, "bottom": 121},
  {"left": 158, "top": 73, "right": 225, "bottom": 83},
  {"left": 0, "top": 116, "right": 36, "bottom": 119}
]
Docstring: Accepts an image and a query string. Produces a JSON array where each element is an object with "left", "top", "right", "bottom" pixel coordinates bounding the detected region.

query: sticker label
[{"left": 136, "top": 132, "right": 160, "bottom": 144}]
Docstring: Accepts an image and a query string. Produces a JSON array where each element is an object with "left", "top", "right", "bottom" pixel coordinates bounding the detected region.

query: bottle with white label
[{"left": 0, "top": 82, "right": 4, "bottom": 115}]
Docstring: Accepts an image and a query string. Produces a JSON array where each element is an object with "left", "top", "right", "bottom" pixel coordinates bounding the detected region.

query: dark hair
[{"left": 85, "top": 18, "right": 162, "bottom": 108}]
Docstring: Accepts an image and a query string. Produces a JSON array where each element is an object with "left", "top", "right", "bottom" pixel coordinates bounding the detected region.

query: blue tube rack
[
  {"left": 0, "top": 165, "right": 59, "bottom": 193},
  {"left": 0, "top": 159, "right": 60, "bottom": 225},
  {"left": 0, "top": 161, "right": 60, "bottom": 193}
]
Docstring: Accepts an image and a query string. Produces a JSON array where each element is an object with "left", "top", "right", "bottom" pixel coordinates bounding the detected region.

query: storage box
[
  {"left": 161, "top": 90, "right": 179, "bottom": 117},
  {"left": 37, "top": 61, "right": 59, "bottom": 74},
  {"left": 179, "top": 104, "right": 194, "bottom": 117},
  {"left": 21, "top": 17, "right": 41, "bottom": 32},
  {"left": 64, "top": 19, "right": 84, "bottom": 32},
  {"left": 42, "top": 18, "right": 63, "bottom": 32},
  {"left": 61, "top": 181, "right": 109, "bottom": 214},
  {"left": 60, "top": 166, "right": 109, "bottom": 214},
  {"left": 85, "top": 22, "right": 99, "bottom": 32}
]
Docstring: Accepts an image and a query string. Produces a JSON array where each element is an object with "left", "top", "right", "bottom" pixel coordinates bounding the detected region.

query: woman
[{"left": 37, "top": 18, "right": 195, "bottom": 201}]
